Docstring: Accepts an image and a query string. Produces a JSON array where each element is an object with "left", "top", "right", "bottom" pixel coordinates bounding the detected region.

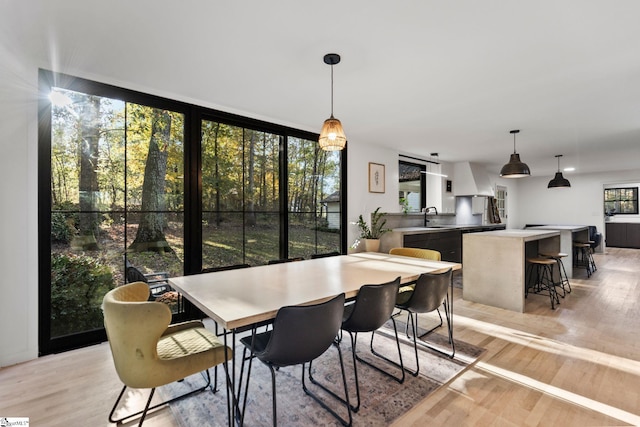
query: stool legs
[
  {"left": 574, "top": 245, "right": 593, "bottom": 278},
  {"left": 588, "top": 248, "right": 597, "bottom": 272},
  {"left": 545, "top": 255, "right": 570, "bottom": 297},
  {"left": 526, "top": 260, "right": 560, "bottom": 310}
]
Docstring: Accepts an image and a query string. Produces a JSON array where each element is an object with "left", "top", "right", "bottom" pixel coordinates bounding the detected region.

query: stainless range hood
[{"left": 453, "top": 162, "right": 494, "bottom": 196}]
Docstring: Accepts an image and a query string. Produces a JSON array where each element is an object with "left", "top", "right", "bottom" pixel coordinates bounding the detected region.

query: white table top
[{"left": 169, "top": 252, "right": 461, "bottom": 330}]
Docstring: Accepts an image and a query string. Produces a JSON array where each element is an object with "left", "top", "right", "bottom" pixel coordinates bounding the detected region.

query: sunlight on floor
[
  {"left": 454, "top": 315, "right": 640, "bottom": 376},
  {"left": 475, "top": 361, "right": 640, "bottom": 426}
]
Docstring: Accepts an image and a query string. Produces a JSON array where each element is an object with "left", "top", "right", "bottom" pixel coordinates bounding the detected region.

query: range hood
[{"left": 453, "top": 162, "right": 494, "bottom": 196}]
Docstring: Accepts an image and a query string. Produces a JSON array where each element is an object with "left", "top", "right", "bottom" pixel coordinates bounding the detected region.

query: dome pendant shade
[
  {"left": 319, "top": 53, "right": 346, "bottom": 151},
  {"left": 319, "top": 116, "right": 347, "bottom": 151},
  {"left": 500, "top": 153, "right": 531, "bottom": 178},
  {"left": 548, "top": 172, "right": 571, "bottom": 188},
  {"left": 500, "top": 130, "right": 530, "bottom": 178},
  {"left": 548, "top": 154, "right": 571, "bottom": 188}
]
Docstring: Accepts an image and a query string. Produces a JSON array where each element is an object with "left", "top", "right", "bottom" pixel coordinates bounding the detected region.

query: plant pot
[{"left": 364, "top": 238, "right": 381, "bottom": 252}]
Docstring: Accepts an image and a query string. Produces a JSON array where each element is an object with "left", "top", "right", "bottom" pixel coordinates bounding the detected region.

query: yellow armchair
[{"left": 103, "top": 281, "right": 232, "bottom": 426}]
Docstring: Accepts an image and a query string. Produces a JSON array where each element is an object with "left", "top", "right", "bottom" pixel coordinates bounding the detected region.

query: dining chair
[
  {"left": 267, "top": 257, "right": 305, "bottom": 264},
  {"left": 394, "top": 268, "right": 454, "bottom": 375},
  {"left": 202, "top": 263, "right": 251, "bottom": 273},
  {"left": 102, "top": 281, "right": 233, "bottom": 426},
  {"left": 125, "top": 259, "right": 172, "bottom": 300},
  {"left": 389, "top": 246, "right": 443, "bottom": 317},
  {"left": 239, "top": 293, "right": 351, "bottom": 426},
  {"left": 311, "top": 251, "right": 341, "bottom": 259},
  {"left": 339, "top": 277, "right": 404, "bottom": 412},
  {"left": 389, "top": 247, "right": 441, "bottom": 261}
]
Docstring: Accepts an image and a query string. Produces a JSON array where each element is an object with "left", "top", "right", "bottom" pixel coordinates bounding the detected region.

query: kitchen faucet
[{"left": 424, "top": 206, "right": 438, "bottom": 226}]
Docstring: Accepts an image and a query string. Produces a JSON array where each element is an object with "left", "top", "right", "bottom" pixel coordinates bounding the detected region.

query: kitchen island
[
  {"left": 462, "top": 229, "right": 560, "bottom": 312},
  {"left": 380, "top": 224, "right": 505, "bottom": 261},
  {"left": 526, "top": 225, "right": 589, "bottom": 278}
]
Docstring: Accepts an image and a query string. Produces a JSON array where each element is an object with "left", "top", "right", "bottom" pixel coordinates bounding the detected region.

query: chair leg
[
  {"left": 442, "top": 297, "right": 456, "bottom": 357},
  {"left": 366, "top": 318, "right": 406, "bottom": 383},
  {"left": 341, "top": 324, "right": 405, "bottom": 413},
  {"left": 239, "top": 345, "right": 254, "bottom": 426},
  {"left": 403, "top": 304, "right": 455, "bottom": 370},
  {"left": 268, "top": 364, "right": 278, "bottom": 426},
  {"left": 108, "top": 369, "right": 212, "bottom": 426},
  {"left": 405, "top": 311, "right": 421, "bottom": 376},
  {"left": 348, "top": 332, "right": 362, "bottom": 412},
  {"left": 304, "top": 341, "right": 353, "bottom": 426}
]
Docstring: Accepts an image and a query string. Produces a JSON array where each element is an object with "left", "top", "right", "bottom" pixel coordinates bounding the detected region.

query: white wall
[
  {"left": 346, "top": 143, "right": 400, "bottom": 251},
  {"left": 510, "top": 170, "right": 640, "bottom": 235},
  {"left": 0, "top": 38, "right": 39, "bottom": 366}
]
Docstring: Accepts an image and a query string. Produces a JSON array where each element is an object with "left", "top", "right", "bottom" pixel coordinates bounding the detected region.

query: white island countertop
[
  {"left": 468, "top": 229, "right": 560, "bottom": 241},
  {"left": 527, "top": 225, "right": 589, "bottom": 232}
]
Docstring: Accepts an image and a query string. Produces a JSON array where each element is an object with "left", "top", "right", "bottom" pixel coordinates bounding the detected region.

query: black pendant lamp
[
  {"left": 548, "top": 155, "right": 571, "bottom": 188},
  {"left": 318, "top": 53, "right": 347, "bottom": 151},
  {"left": 500, "top": 129, "right": 531, "bottom": 178}
]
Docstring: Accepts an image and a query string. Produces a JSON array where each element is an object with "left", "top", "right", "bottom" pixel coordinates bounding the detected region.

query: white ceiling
[{"left": 5, "top": 0, "right": 640, "bottom": 177}]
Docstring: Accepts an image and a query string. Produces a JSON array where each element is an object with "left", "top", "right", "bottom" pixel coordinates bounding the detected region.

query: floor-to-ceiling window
[
  {"left": 39, "top": 70, "right": 346, "bottom": 354},
  {"left": 201, "top": 121, "right": 283, "bottom": 267},
  {"left": 287, "top": 136, "right": 341, "bottom": 259}
]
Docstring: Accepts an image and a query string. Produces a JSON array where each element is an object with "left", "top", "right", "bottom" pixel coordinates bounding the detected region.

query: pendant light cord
[{"left": 330, "top": 63, "right": 334, "bottom": 117}]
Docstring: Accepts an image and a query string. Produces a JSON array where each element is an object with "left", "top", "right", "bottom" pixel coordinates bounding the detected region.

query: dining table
[{"left": 168, "top": 252, "right": 461, "bottom": 424}]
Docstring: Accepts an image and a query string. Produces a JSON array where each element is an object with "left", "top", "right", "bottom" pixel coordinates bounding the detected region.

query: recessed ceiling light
[{"left": 564, "top": 167, "right": 575, "bottom": 172}]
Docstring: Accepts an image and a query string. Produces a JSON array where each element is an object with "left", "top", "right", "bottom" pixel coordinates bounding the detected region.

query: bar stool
[
  {"left": 573, "top": 241, "right": 593, "bottom": 278},
  {"left": 587, "top": 241, "right": 598, "bottom": 272},
  {"left": 539, "top": 251, "right": 571, "bottom": 297},
  {"left": 526, "top": 257, "right": 560, "bottom": 309}
]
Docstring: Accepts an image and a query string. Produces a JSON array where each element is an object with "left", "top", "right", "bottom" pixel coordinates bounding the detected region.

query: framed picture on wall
[{"left": 368, "top": 162, "right": 385, "bottom": 193}]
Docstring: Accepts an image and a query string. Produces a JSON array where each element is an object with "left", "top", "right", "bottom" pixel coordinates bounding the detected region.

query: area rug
[{"left": 161, "top": 321, "right": 484, "bottom": 426}]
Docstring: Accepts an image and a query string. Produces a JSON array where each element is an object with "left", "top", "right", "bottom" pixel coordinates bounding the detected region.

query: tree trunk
[
  {"left": 71, "top": 96, "right": 100, "bottom": 251},
  {"left": 245, "top": 131, "right": 257, "bottom": 227},
  {"left": 130, "top": 109, "right": 171, "bottom": 253}
]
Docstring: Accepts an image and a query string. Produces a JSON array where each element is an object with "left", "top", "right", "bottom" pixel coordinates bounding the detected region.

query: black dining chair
[
  {"left": 239, "top": 293, "right": 351, "bottom": 426},
  {"left": 311, "top": 251, "right": 341, "bottom": 259},
  {"left": 394, "top": 268, "right": 454, "bottom": 375},
  {"left": 338, "top": 277, "right": 404, "bottom": 412},
  {"left": 201, "top": 263, "right": 251, "bottom": 273},
  {"left": 267, "top": 257, "right": 304, "bottom": 265}
]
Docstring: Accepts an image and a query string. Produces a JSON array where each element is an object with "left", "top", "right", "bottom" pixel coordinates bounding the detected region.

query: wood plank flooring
[{"left": 1, "top": 247, "right": 639, "bottom": 426}]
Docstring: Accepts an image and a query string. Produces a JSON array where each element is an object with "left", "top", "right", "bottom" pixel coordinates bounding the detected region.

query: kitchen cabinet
[
  {"left": 404, "top": 229, "right": 462, "bottom": 263},
  {"left": 606, "top": 222, "right": 640, "bottom": 248}
]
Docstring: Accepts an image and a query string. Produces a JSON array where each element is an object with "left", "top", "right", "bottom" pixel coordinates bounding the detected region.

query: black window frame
[
  {"left": 604, "top": 186, "right": 638, "bottom": 215},
  {"left": 38, "top": 69, "right": 347, "bottom": 355},
  {"left": 398, "top": 160, "right": 426, "bottom": 211}
]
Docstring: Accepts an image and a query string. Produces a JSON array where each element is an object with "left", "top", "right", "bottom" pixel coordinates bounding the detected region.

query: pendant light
[
  {"left": 547, "top": 154, "right": 571, "bottom": 188},
  {"left": 500, "top": 129, "right": 531, "bottom": 178},
  {"left": 318, "top": 53, "right": 347, "bottom": 151}
]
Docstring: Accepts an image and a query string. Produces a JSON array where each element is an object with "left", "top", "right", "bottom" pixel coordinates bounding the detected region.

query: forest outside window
[
  {"left": 604, "top": 187, "right": 638, "bottom": 215},
  {"left": 39, "top": 70, "right": 345, "bottom": 354}
]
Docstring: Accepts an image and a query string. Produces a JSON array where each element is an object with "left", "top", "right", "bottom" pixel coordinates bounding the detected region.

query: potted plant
[{"left": 355, "top": 207, "right": 391, "bottom": 252}]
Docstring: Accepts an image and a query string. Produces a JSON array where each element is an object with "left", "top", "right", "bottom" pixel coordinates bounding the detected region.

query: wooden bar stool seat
[
  {"left": 526, "top": 257, "right": 560, "bottom": 309},
  {"left": 539, "top": 251, "right": 571, "bottom": 296}
]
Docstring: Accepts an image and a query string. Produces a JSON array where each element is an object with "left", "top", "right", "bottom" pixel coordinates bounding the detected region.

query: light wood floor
[{"left": 1, "top": 248, "right": 639, "bottom": 426}]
